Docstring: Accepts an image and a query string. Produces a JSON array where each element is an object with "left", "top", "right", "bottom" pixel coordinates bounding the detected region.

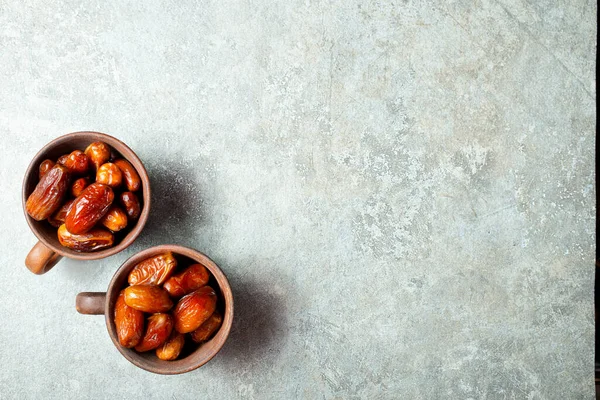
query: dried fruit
[
  {"left": 26, "top": 164, "right": 70, "bottom": 221},
  {"left": 114, "top": 159, "right": 141, "bottom": 192},
  {"left": 123, "top": 285, "right": 173, "bottom": 313},
  {"left": 48, "top": 199, "right": 74, "bottom": 228},
  {"left": 128, "top": 252, "right": 177, "bottom": 286},
  {"left": 60, "top": 150, "right": 89, "bottom": 175},
  {"left": 164, "top": 264, "right": 210, "bottom": 297},
  {"left": 190, "top": 310, "right": 223, "bottom": 343},
  {"left": 29, "top": 142, "right": 136, "bottom": 253},
  {"left": 57, "top": 154, "right": 69, "bottom": 165},
  {"left": 114, "top": 291, "right": 145, "bottom": 348},
  {"left": 57, "top": 224, "right": 114, "bottom": 251},
  {"left": 65, "top": 183, "right": 114, "bottom": 234},
  {"left": 96, "top": 163, "right": 122, "bottom": 188},
  {"left": 70, "top": 177, "right": 90, "bottom": 198},
  {"left": 85, "top": 141, "right": 111, "bottom": 170},
  {"left": 156, "top": 331, "right": 185, "bottom": 360},
  {"left": 134, "top": 313, "right": 173, "bottom": 352},
  {"left": 100, "top": 205, "right": 128, "bottom": 232},
  {"left": 119, "top": 192, "right": 141, "bottom": 220},
  {"left": 38, "top": 159, "right": 55, "bottom": 179},
  {"left": 173, "top": 286, "right": 217, "bottom": 333}
]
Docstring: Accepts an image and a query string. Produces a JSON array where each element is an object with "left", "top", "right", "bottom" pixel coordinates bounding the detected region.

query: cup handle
[
  {"left": 76, "top": 292, "right": 107, "bottom": 315},
  {"left": 25, "top": 241, "right": 63, "bottom": 275}
]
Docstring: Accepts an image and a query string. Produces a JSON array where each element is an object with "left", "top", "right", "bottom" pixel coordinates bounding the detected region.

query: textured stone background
[{"left": 0, "top": 0, "right": 596, "bottom": 398}]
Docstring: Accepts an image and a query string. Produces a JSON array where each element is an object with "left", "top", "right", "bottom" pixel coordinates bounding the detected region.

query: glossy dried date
[
  {"left": 38, "top": 159, "right": 55, "bottom": 179},
  {"left": 57, "top": 154, "right": 69, "bottom": 165},
  {"left": 114, "top": 291, "right": 145, "bottom": 348},
  {"left": 123, "top": 285, "right": 173, "bottom": 313},
  {"left": 134, "top": 313, "right": 173, "bottom": 353},
  {"left": 85, "top": 141, "right": 111, "bottom": 170},
  {"left": 70, "top": 177, "right": 90, "bottom": 198},
  {"left": 65, "top": 183, "right": 114, "bottom": 234},
  {"left": 190, "top": 310, "right": 223, "bottom": 343},
  {"left": 60, "top": 150, "right": 89, "bottom": 175},
  {"left": 119, "top": 192, "right": 141, "bottom": 220},
  {"left": 173, "top": 286, "right": 217, "bottom": 334},
  {"left": 155, "top": 331, "right": 185, "bottom": 360},
  {"left": 128, "top": 252, "right": 177, "bottom": 286},
  {"left": 26, "top": 164, "right": 70, "bottom": 221},
  {"left": 163, "top": 263, "right": 210, "bottom": 297},
  {"left": 96, "top": 163, "right": 122, "bottom": 188},
  {"left": 57, "top": 224, "right": 114, "bottom": 251},
  {"left": 48, "top": 199, "right": 74, "bottom": 228},
  {"left": 114, "top": 159, "right": 141, "bottom": 192},
  {"left": 100, "top": 205, "right": 128, "bottom": 232}
]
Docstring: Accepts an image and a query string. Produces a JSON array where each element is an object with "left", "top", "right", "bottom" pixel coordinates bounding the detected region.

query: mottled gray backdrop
[{"left": 0, "top": 0, "right": 596, "bottom": 398}]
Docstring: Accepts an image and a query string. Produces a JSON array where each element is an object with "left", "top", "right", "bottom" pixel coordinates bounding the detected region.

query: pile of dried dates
[
  {"left": 25, "top": 141, "right": 142, "bottom": 251},
  {"left": 115, "top": 252, "right": 223, "bottom": 360}
]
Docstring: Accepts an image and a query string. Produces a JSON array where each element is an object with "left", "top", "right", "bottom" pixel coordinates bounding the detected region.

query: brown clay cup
[
  {"left": 22, "top": 131, "right": 151, "bottom": 274},
  {"left": 76, "top": 245, "right": 234, "bottom": 374}
]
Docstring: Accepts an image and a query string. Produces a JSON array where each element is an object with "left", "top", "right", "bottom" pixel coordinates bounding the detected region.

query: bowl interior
[
  {"left": 105, "top": 245, "right": 234, "bottom": 374},
  {"left": 22, "top": 132, "right": 150, "bottom": 260}
]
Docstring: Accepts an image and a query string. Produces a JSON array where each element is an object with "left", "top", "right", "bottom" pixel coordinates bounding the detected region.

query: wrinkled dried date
[
  {"left": 65, "top": 183, "right": 114, "bottom": 234},
  {"left": 26, "top": 164, "right": 70, "bottom": 221},
  {"left": 155, "top": 331, "right": 185, "bottom": 361},
  {"left": 100, "top": 205, "right": 128, "bottom": 232},
  {"left": 128, "top": 252, "right": 177, "bottom": 286},
  {"left": 85, "top": 141, "right": 111, "bottom": 170},
  {"left": 114, "top": 159, "right": 141, "bottom": 192},
  {"left": 119, "top": 192, "right": 141, "bottom": 220},
  {"left": 38, "top": 159, "right": 55, "bottom": 179},
  {"left": 134, "top": 313, "right": 173, "bottom": 352},
  {"left": 190, "top": 310, "right": 223, "bottom": 343},
  {"left": 57, "top": 224, "right": 114, "bottom": 251},
  {"left": 114, "top": 291, "right": 145, "bottom": 348},
  {"left": 123, "top": 285, "right": 173, "bottom": 313},
  {"left": 173, "top": 286, "right": 217, "bottom": 334},
  {"left": 163, "top": 263, "right": 210, "bottom": 297}
]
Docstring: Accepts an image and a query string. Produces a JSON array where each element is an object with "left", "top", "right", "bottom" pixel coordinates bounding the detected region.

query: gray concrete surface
[{"left": 0, "top": 0, "right": 596, "bottom": 398}]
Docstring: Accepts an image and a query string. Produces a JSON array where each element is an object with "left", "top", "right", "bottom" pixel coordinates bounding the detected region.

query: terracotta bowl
[
  {"left": 22, "top": 131, "right": 151, "bottom": 274},
  {"left": 76, "top": 245, "right": 234, "bottom": 375}
]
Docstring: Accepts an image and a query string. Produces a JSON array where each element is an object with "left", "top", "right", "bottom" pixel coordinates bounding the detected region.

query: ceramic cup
[
  {"left": 76, "top": 245, "right": 234, "bottom": 374},
  {"left": 22, "top": 131, "right": 151, "bottom": 274}
]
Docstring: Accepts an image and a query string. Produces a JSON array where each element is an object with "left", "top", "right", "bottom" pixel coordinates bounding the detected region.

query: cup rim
[
  {"left": 105, "top": 244, "right": 234, "bottom": 374},
  {"left": 22, "top": 131, "right": 151, "bottom": 260}
]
